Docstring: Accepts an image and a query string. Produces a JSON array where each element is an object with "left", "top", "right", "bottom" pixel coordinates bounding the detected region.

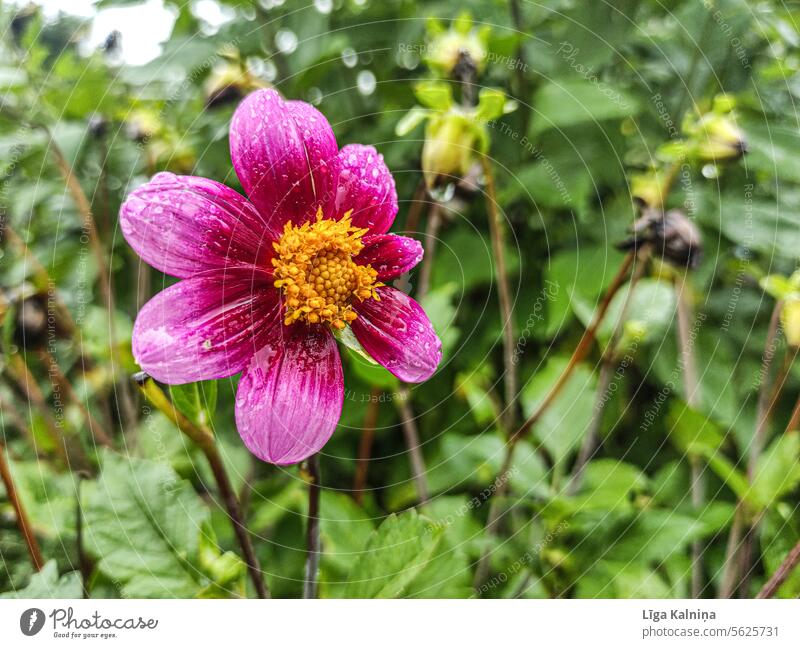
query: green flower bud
[
  {"left": 685, "top": 111, "right": 747, "bottom": 162},
  {"left": 782, "top": 298, "right": 800, "bottom": 348},
  {"left": 425, "top": 13, "right": 488, "bottom": 76},
  {"left": 422, "top": 110, "right": 480, "bottom": 190}
]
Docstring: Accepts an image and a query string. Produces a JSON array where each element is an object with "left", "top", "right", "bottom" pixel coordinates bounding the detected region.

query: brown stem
[
  {"left": 134, "top": 374, "right": 269, "bottom": 599},
  {"left": 737, "top": 348, "right": 798, "bottom": 595},
  {"left": 0, "top": 443, "right": 44, "bottom": 571},
  {"left": 396, "top": 385, "right": 430, "bottom": 505},
  {"left": 47, "top": 130, "right": 137, "bottom": 434},
  {"left": 473, "top": 250, "right": 636, "bottom": 589},
  {"left": 2, "top": 223, "right": 76, "bottom": 335},
  {"left": 37, "top": 349, "right": 113, "bottom": 448},
  {"left": 416, "top": 203, "right": 442, "bottom": 299},
  {"left": 784, "top": 382, "right": 800, "bottom": 434},
  {"left": 303, "top": 453, "right": 321, "bottom": 599},
  {"left": 6, "top": 353, "right": 90, "bottom": 472},
  {"left": 481, "top": 156, "right": 518, "bottom": 433},
  {"left": 756, "top": 537, "right": 800, "bottom": 598},
  {"left": 353, "top": 387, "right": 381, "bottom": 504},
  {"left": 567, "top": 248, "right": 650, "bottom": 495},
  {"left": 675, "top": 271, "right": 705, "bottom": 597},
  {"left": 749, "top": 301, "right": 784, "bottom": 478},
  {"left": 719, "top": 301, "right": 783, "bottom": 597},
  {"left": 403, "top": 178, "right": 428, "bottom": 235}
]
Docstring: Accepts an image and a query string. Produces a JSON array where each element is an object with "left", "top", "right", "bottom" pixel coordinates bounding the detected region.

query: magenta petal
[
  {"left": 335, "top": 144, "right": 398, "bottom": 234},
  {"left": 351, "top": 287, "right": 442, "bottom": 382},
  {"left": 355, "top": 234, "right": 423, "bottom": 281},
  {"left": 235, "top": 326, "right": 343, "bottom": 464},
  {"left": 132, "top": 274, "right": 280, "bottom": 384},
  {"left": 230, "top": 89, "right": 339, "bottom": 232},
  {"left": 120, "top": 173, "right": 272, "bottom": 278}
]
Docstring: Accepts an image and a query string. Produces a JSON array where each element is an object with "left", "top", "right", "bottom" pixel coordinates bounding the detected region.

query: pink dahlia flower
[{"left": 121, "top": 89, "right": 442, "bottom": 464}]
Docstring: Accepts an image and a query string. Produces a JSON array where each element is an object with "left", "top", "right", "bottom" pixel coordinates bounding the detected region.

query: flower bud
[
  {"left": 684, "top": 111, "right": 747, "bottom": 162},
  {"left": 782, "top": 298, "right": 800, "bottom": 348},
  {"left": 425, "top": 13, "right": 488, "bottom": 76},
  {"left": 421, "top": 111, "right": 479, "bottom": 190},
  {"left": 617, "top": 208, "right": 702, "bottom": 270},
  {"left": 204, "top": 61, "right": 268, "bottom": 108}
]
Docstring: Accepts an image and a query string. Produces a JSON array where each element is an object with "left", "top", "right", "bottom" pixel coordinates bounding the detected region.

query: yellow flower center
[{"left": 272, "top": 208, "right": 381, "bottom": 330}]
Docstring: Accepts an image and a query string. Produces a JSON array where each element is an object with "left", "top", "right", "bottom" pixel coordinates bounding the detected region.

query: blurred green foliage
[{"left": 0, "top": 0, "right": 799, "bottom": 599}]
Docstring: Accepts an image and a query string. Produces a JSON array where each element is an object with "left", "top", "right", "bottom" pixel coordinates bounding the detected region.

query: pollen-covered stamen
[{"left": 272, "top": 208, "right": 382, "bottom": 329}]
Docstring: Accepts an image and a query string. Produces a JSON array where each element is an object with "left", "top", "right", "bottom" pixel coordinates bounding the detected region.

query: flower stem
[
  {"left": 416, "top": 202, "right": 443, "bottom": 299},
  {"left": 756, "top": 537, "right": 800, "bottom": 599},
  {"left": 674, "top": 271, "right": 704, "bottom": 597},
  {"left": 133, "top": 373, "right": 270, "bottom": 599},
  {"left": 303, "top": 453, "right": 321, "bottom": 599},
  {"left": 719, "top": 300, "right": 783, "bottom": 598},
  {"left": 396, "top": 385, "right": 430, "bottom": 505},
  {"left": 47, "top": 130, "right": 137, "bottom": 435},
  {"left": 353, "top": 387, "right": 381, "bottom": 504},
  {"left": 481, "top": 156, "right": 518, "bottom": 433},
  {"left": 0, "top": 442, "right": 44, "bottom": 571},
  {"left": 567, "top": 247, "right": 651, "bottom": 495},
  {"left": 474, "top": 250, "right": 636, "bottom": 588}
]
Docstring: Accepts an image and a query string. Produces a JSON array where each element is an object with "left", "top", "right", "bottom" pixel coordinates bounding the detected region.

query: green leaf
[
  {"left": 474, "top": 88, "right": 515, "bottom": 122},
  {"left": 169, "top": 381, "right": 217, "bottom": 427},
  {"left": 530, "top": 79, "right": 640, "bottom": 133},
  {"left": 520, "top": 357, "right": 597, "bottom": 465},
  {"left": 749, "top": 432, "right": 800, "bottom": 511},
  {"left": 82, "top": 451, "right": 210, "bottom": 597},
  {"left": 668, "top": 401, "right": 726, "bottom": 456},
  {"left": 413, "top": 81, "right": 453, "bottom": 110},
  {"left": 0, "top": 561, "right": 82, "bottom": 599},
  {"left": 343, "top": 510, "right": 468, "bottom": 598},
  {"left": 759, "top": 274, "right": 794, "bottom": 300},
  {"left": 395, "top": 107, "right": 430, "bottom": 136}
]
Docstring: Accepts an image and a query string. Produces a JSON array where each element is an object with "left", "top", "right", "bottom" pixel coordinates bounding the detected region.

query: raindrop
[
  {"left": 357, "top": 70, "right": 376, "bottom": 96},
  {"left": 314, "top": 0, "right": 333, "bottom": 14},
  {"left": 341, "top": 47, "right": 358, "bottom": 68},
  {"left": 308, "top": 87, "right": 323, "bottom": 105},
  {"left": 275, "top": 29, "right": 298, "bottom": 54},
  {"left": 262, "top": 60, "right": 278, "bottom": 82},
  {"left": 429, "top": 183, "right": 456, "bottom": 202},
  {"left": 701, "top": 163, "right": 719, "bottom": 179}
]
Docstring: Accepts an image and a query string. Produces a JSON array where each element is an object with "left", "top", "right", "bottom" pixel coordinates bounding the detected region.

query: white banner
[{"left": 1, "top": 599, "right": 799, "bottom": 647}]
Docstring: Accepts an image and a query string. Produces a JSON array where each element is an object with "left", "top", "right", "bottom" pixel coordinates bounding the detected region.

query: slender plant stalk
[
  {"left": 567, "top": 248, "right": 651, "bottom": 495},
  {"left": 353, "top": 387, "right": 381, "bottom": 504},
  {"left": 47, "top": 131, "right": 137, "bottom": 434},
  {"left": 2, "top": 223, "right": 76, "bottom": 335},
  {"left": 0, "top": 442, "right": 44, "bottom": 571},
  {"left": 37, "top": 349, "right": 113, "bottom": 448},
  {"left": 674, "top": 270, "right": 706, "bottom": 598},
  {"left": 737, "top": 347, "right": 799, "bottom": 596},
  {"left": 756, "top": 537, "right": 800, "bottom": 599},
  {"left": 474, "top": 250, "right": 636, "bottom": 588},
  {"left": 403, "top": 178, "right": 428, "bottom": 235},
  {"left": 396, "top": 385, "right": 430, "bottom": 504},
  {"left": 719, "top": 300, "right": 782, "bottom": 597},
  {"left": 481, "top": 156, "right": 518, "bottom": 433},
  {"left": 6, "top": 353, "right": 90, "bottom": 472},
  {"left": 303, "top": 453, "right": 321, "bottom": 599},
  {"left": 134, "top": 374, "right": 269, "bottom": 599},
  {"left": 416, "top": 203, "right": 442, "bottom": 299}
]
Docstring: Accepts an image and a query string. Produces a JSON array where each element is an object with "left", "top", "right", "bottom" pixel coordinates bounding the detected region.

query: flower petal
[
  {"left": 335, "top": 144, "right": 398, "bottom": 234},
  {"left": 235, "top": 326, "right": 343, "bottom": 464},
  {"left": 355, "top": 234, "right": 423, "bottom": 281},
  {"left": 229, "top": 89, "right": 339, "bottom": 231},
  {"left": 120, "top": 173, "right": 272, "bottom": 278},
  {"left": 133, "top": 273, "right": 279, "bottom": 384},
  {"left": 351, "top": 286, "right": 441, "bottom": 382}
]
